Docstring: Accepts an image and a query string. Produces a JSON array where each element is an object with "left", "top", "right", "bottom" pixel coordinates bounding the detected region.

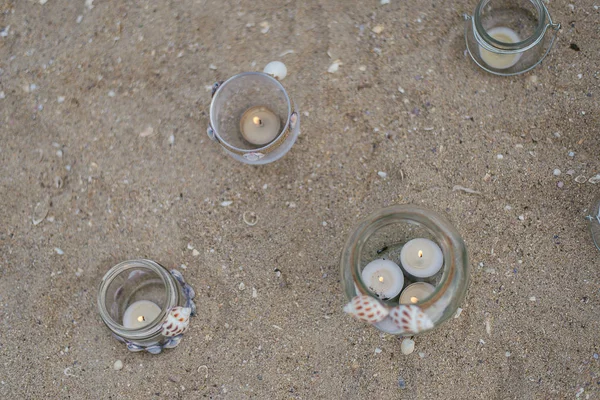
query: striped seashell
[
  {"left": 343, "top": 295, "right": 389, "bottom": 323},
  {"left": 161, "top": 306, "right": 191, "bottom": 337},
  {"left": 389, "top": 304, "right": 434, "bottom": 334}
]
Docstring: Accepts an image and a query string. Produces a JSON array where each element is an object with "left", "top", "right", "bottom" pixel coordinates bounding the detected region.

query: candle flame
[
  {"left": 410, "top": 296, "right": 418, "bottom": 304},
  {"left": 253, "top": 116, "right": 263, "bottom": 126},
  {"left": 418, "top": 250, "right": 423, "bottom": 258},
  {"left": 137, "top": 315, "right": 145, "bottom": 322},
  {"left": 378, "top": 276, "right": 384, "bottom": 283}
]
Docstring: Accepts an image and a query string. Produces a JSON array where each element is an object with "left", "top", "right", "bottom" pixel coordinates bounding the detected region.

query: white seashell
[
  {"left": 264, "top": 61, "right": 287, "bottom": 80},
  {"left": 343, "top": 295, "right": 389, "bottom": 323},
  {"left": 400, "top": 338, "right": 415, "bottom": 355},
  {"left": 328, "top": 61, "right": 341, "bottom": 74},
  {"left": 289, "top": 112, "right": 298, "bottom": 130},
  {"left": 589, "top": 174, "right": 600, "bottom": 184},
  {"left": 243, "top": 152, "right": 265, "bottom": 162},
  {"left": 389, "top": 305, "right": 434, "bottom": 334},
  {"left": 32, "top": 200, "right": 49, "bottom": 225},
  {"left": 161, "top": 306, "right": 191, "bottom": 337}
]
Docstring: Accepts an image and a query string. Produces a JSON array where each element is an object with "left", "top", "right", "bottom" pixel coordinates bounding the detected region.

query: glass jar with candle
[
  {"left": 587, "top": 196, "right": 600, "bottom": 252},
  {"left": 97, "top": 259, "right": 196, "bottom": 354},
  {"left": 464, "top": 0, "right": 560, "bottom": 76},
  {"left": 207, "top": 72, "right": 300, "bottom": 165},
  {"left": 340, "top": 205, "right": 469, "bottom": 336}
]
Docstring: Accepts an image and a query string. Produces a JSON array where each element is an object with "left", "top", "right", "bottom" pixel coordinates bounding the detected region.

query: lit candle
[
  {"left": 479, "top": 27, "right": 522, "bottom": 69},
  {"left": 399, "top": 238, "right": 443, "bottom": 278},
  {"left": 239, "top": 106, "right": 281, "bottom": 146},
  {"left": 361, "top": 259, "right": 404, "bottom": 300},
  {"left": 122, "top": 300, "right": 161, "bottom": 329},
  {"left": 399, "top": 282, "right": 436, "bottom": 304}
]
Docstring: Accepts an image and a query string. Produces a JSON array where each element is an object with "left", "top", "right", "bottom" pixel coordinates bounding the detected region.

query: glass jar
[
  {"left": 207, "top": 72, "right": 300, "bottom": 165},
  {"left": 340, "top": 205, "right": 469, "bottom": 336},
  {"left": 97, "top": 259, "right": 196, "bottom": 354},
  {"left": 588, "top": 196, "right": 600, "bottom": 252},
  {"left": 464, "top": 0, "right": 560, "bottom": 76}
]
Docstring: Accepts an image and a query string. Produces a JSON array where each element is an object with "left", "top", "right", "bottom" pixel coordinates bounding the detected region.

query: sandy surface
[{"left": 1, "top": 0, "right": 599, "bottom": 398}]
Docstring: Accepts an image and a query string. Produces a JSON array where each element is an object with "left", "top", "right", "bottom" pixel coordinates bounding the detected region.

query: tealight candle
[
  {"left": 239, "top": 106, "right": 281, "bottom": 146},
  {"left": 399, "top": 238, "right": 443, "bottom": 278},
  {"left": 399, "top": 282, "right": 436, "bottom": 305},
  {"left": 479, "top": 27, "right": 522, "bottom": 69},
  {"left": 122, "top": 300, "right": 161, "bottom": 329},
  {"left": 361, "top": 259, "right": 404, "bottom": 300}
]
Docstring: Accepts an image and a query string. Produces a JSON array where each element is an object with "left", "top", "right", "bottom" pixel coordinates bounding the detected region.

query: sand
[{"left": 0, "top": 0, "right": 598, "bottom": 398}]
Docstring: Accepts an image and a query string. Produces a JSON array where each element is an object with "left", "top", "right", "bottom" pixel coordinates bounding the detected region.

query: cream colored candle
[
  {"left": 361, "top": 259, "right": 404, "bottom": 300},
  {"left": 239, "top": 106, "right": 281, "bottom": 145},
  {"left": 399, "top": 282, "right": 435, "bottom": 304},
  {"left": 400, "top": 238, "right": 444, "bottom": 278},
  {"left": 479, "top": 27, "right": 522, "bottom": 69},
  {"left": 122, "top": 300, "right": 161, "bottom": 329}
]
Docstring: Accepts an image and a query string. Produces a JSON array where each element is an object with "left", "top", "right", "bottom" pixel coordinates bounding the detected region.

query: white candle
[
  {"left": 479, "top": 27, "right": 522, "bottom": 69},
  {"left": 239, "top": 106, "right": 281, "bottom": 145},
  {"left": 400, "top": 238, "right": 443, "bottom": 278},
  {"left": 361, "top": 259, "right": 404, "bottom": 300},
  {"left": 122, "top": 300, "right": 161, "bottom": 329},
  {"left": 399, "top": 282, "right": 436, "bottom": 305}
]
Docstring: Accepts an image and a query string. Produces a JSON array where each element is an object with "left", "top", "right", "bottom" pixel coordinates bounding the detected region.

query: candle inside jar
[
  {"left": 400, "top": 238, "right": 443, "bottom": 278},
  {"left": 399, "top": 282, "right": 436, "bottom": 305},
  {"left": 361, "top": 259, "right": 404, "bottom": 300},
  {"left": 239, "top": 106, "right": 281, "bottom": 146},
  {"left": 122, "top": 300, "right": 161, "bottom": 329},
  {"left": 479, "top": 27, "right": 522, "bottom": 69}
]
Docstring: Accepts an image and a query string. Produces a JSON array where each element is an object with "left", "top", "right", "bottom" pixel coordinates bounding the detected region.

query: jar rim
[
  {"left": 474, "top": 0, "right": 546, "bottom": 51},
  {"left": 97, "top": 259, "right": 179, "bottom": 340},
  {"left": 340, "top": 205, "right": 469, "bottom": 325},
  {"left": 209, "top": 72, "right": 292, "bottom": 154}
]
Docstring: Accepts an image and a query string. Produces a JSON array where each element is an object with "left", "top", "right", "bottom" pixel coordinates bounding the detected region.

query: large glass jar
[
  {"left": 464, "top": 0, "right": 560, "bottom": 76},
  {"left": 340, "top": 205, "right": 469, "bottom": 336},
  {"left": 97, "top": 259, "right": 196, "bottom": 354}
]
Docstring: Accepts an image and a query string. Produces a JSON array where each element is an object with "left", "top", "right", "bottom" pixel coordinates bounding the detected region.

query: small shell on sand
[{"left": 401, "top": 338, "right": 415, "bottom": 355}]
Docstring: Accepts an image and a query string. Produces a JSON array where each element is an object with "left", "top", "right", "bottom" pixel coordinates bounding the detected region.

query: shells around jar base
[{"left": 98, "top": 260, "right": 197, "bottom": 354}]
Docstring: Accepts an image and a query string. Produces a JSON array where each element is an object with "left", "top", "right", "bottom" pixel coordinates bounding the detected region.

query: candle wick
[
  {"left": 418, "top": 250, "right": 423, "bottom": 258},
  {"left": 253, "top": 116, "right": 263, "bottom": 127},
  {"left": 137, "top": 315, "right": 145, "bottom": 322},
  {"left": 378, "top": 276, "right": 384, "bottom": 283}
]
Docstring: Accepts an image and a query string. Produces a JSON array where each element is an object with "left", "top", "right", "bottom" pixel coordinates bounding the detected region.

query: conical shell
[
  {"left": 343, "top": 295, "right": 389, "bottom": 323},
  {"left": 161, "top": 306, "right": 191, "bottom": 337},
  {"left": 389, "top": 305, "right": 433, "bottom": 334}
]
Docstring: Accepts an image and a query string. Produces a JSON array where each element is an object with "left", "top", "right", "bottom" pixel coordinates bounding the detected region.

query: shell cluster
[
  {"left": 161, "top": 306, "right": 191, "bottom": 337},
  {"left": 344, "top": 296, "right": 434, "bottom": 334}
]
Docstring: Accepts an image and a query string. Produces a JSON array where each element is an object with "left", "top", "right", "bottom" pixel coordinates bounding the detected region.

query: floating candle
[
  {"left": 479, "top": 27, "right": 522, "bottom": 70},
  {"left": 239, "top": 106, "right": 281, "bottom": 146},
  {"left": 399, "top": 282, "right": 436, "bottom": 304},
  {"left": 400, "top": 238, "right": 443, "bottom": 278},
  {"left": 361, "top": 259, "right": 404, "bottom": 300},
  {"left": 122, "top": 300, "right": 161, "bottom": 329}
]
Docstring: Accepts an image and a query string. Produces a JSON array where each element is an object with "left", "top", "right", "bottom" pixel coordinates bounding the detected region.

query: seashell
[
  {"left": 161, "top": 306, "right": 191, "bottom": 337},
  {"left": 389, "top": 305, "right": 434, "bottom": 334},
  {"left": 343, "top": 295, "right": 389, "bottom": 323},
  {"left": 263, "top": 61, "right": 287, "bottom": 80},
  {"left": 400, "top": 338, "right": 415, "bottom": 355},
  {"left": 32, "top": 200, "right": 49, "bottom": 225},
  {"left": 243, "top": 152, "right": 265, "bottom": 162},
  {"left": 206, "top": 125, "right": 218, "bottom": 142},
  {"left": 211, "top": 81, "right": 224, "bottom": 97},
  {"left": 289, "top": 112, "right": 298, "bottom": 130}
]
